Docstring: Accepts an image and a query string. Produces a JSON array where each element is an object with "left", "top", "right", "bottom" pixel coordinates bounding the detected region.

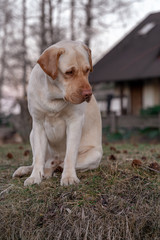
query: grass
[{"left": 0, "top": 143, "right": 160, "bottom": 240}]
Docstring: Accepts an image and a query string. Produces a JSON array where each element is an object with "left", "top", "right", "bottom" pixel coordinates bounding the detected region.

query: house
[{"left": 90, "top": 12, "right": 160, "bottom": 116}]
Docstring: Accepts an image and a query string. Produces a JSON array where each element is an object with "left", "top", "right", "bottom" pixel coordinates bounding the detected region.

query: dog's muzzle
[{"left": 81, "top": 89, "right": 92, "bottom": 102}]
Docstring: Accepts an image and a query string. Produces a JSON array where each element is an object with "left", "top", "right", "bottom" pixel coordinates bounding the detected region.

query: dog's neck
[{"left": 36, "top": 74, "right": 68, "bottom": 114}]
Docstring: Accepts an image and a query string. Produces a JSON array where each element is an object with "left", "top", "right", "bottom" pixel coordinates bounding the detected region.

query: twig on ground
[{"left": 0, "top": 184, "right": 14, "bottom": 197}]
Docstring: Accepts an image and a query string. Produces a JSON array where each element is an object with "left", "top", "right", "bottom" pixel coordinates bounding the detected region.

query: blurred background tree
[{"left": 0, "top": 0, "right": 151, "bottom": 142}]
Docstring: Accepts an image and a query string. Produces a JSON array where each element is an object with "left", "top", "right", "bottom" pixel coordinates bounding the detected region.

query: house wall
[
  {"left": 142, "top": 80, "right": 160, "bottom": 108},
  {"left": 130, "top": 82, "right": 143, "bottom": 115},
  {"left": 117, "top": 80, "right": 160, "bottom": 115},
  {"left": 95, "top": 79, "right": 160, "bottom": 116},
  {"left": 111, "top": 85, "right": 129, "bottom": 115},
  {"left": 115, "top": 84, "right": 131, "bottom": 114}
]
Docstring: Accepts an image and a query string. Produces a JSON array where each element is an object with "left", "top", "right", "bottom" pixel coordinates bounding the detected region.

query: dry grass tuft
[{"left": 0, "top": 143, "right": 160, "bottom": 240}]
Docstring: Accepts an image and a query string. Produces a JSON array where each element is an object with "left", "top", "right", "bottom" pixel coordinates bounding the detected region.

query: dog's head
[{"left": 37, "top": 41, "right": 93, "bottom": 104}]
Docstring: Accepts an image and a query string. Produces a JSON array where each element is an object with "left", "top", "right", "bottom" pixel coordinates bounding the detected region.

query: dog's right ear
[{"left": 37, "top": 47, "right": 65, "bottom": 80}]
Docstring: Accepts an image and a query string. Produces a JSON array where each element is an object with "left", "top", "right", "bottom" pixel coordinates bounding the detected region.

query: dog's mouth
[
  {"left": 64, "top": 94, "right": 92, "bottom": 104},
  {"left": 84, "top": 95, "right": 92, "bottom": 103}
]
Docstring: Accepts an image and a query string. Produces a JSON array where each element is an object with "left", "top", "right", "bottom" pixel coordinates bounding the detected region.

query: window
[{"left": 138, "top": 22, "right": 155, "bottom": 35}]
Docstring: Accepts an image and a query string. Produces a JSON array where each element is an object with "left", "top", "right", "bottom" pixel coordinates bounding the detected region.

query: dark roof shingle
[{"left": 90, "top": 12, "right": 160, "bottom": 83}]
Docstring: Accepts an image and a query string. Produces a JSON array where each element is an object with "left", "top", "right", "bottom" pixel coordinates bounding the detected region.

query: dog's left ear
[
  {"left": 37, "top": 47, "right": 65, "bottom": 79},
  {"left": 83, "top": 45, "right": 93, "bottom": 72}
]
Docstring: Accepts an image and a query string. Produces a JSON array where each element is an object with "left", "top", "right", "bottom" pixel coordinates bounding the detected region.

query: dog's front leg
[
  {"left": 61, "top": 116, "right": 83, "bottom": 186},
  {"left": 24, "top": 121, "right": 47, "bottom": 186}
]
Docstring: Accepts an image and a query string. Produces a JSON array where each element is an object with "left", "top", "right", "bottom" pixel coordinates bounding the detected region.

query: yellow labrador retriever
[{"left": 13, "top": 40, "right": 102, "bottom": 186}]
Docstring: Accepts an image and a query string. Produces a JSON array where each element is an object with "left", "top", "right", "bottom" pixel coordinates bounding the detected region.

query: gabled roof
[{"left": 90, "top": 12, "right": 160, "bottom": 83}]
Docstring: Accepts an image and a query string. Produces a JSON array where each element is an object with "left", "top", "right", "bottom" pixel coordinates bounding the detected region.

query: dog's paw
[
  {"left": 60, "top": 176, "right": 80, "bottom": 186},
  {"left": 24, "top": 176, "right": 42, "bottom": 186},
  {"left": 13, "top": 166, "right": 32, "bottom": 178}
]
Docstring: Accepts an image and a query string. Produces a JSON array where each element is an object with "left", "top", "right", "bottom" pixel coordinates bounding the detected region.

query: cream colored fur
[{"left": 13, "top": 40, "right": 103, "bottom": 186}]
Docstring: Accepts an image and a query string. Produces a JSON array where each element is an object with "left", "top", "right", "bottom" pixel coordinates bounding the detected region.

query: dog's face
[{"left": 37, "top": 41, "right": 93, "bottom": 104}]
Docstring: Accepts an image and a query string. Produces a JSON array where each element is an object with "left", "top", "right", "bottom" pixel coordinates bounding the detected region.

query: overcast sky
[{"left": 92, "top": 0, "right": 160, "bottom": 63}]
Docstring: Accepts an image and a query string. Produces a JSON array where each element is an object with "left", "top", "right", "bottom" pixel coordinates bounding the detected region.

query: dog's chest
[{"left": 44, "top": 113, "right": 66, "bottom": 144}]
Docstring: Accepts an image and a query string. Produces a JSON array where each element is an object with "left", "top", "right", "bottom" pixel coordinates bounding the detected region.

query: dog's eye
[
  {"left": 85, "top": 68, "right": 90, "bottom": 73},
  {"left": 65, "top": 70, "right": 73, "bottom": 75}
]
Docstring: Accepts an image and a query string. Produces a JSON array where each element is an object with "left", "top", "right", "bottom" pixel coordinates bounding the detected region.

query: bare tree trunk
[
  {"left": 22, "top": 0, "right": 27, "bottom": 98},
  {"left": 48, "top": 0, "right": 54, "bottom": 44},
  {"left": 85, "top": 0, "right": 93, "bottom": 47},
  {"left": 0, "top": 0, "right": 9, "bottom": 112},
  {"left": 40, "top": 0, "right": 47, "bottom": 53},
  {"left": 56, "top": 0, "right": 62, "bottom": 40},
  {"left": 70, "top": 0, "right": 75, "bottom": 40}
]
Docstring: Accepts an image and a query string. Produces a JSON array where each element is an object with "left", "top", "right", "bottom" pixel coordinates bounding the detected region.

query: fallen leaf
[
  {"left": 109, "top": 154, "right": 117, "bottom": 161},
  {"left": 123, "top": 150, "right": 128, "bottom": 154},
  {"left": 18, "top": 146, "right": 23, "bottom": 150},
  {"left": 110, "top": 146, "right": 117, "bottom": 151},
  {"left": 24, "top": 150, "right": 30, "bottom": 156},
  {"left": 148, "top": 162, "right": 160, "bottom": 171},
  {"left": 116, "top": 150, "right": 121, "bottom": 154},
  {"left": 132, "top": 159, "right": 142, "bottom": 167},
  {"left": 150, "top": 149, "right": 155, "bottom": 153},
  {"left": 133, "top": 143, "right": 138, "bottom": 147},
  {"left": 141, "top": 156, "right": 147, "bottom": 161},
  {"left": 6, "top": 153, "right": 13, "bottom": 159}
]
